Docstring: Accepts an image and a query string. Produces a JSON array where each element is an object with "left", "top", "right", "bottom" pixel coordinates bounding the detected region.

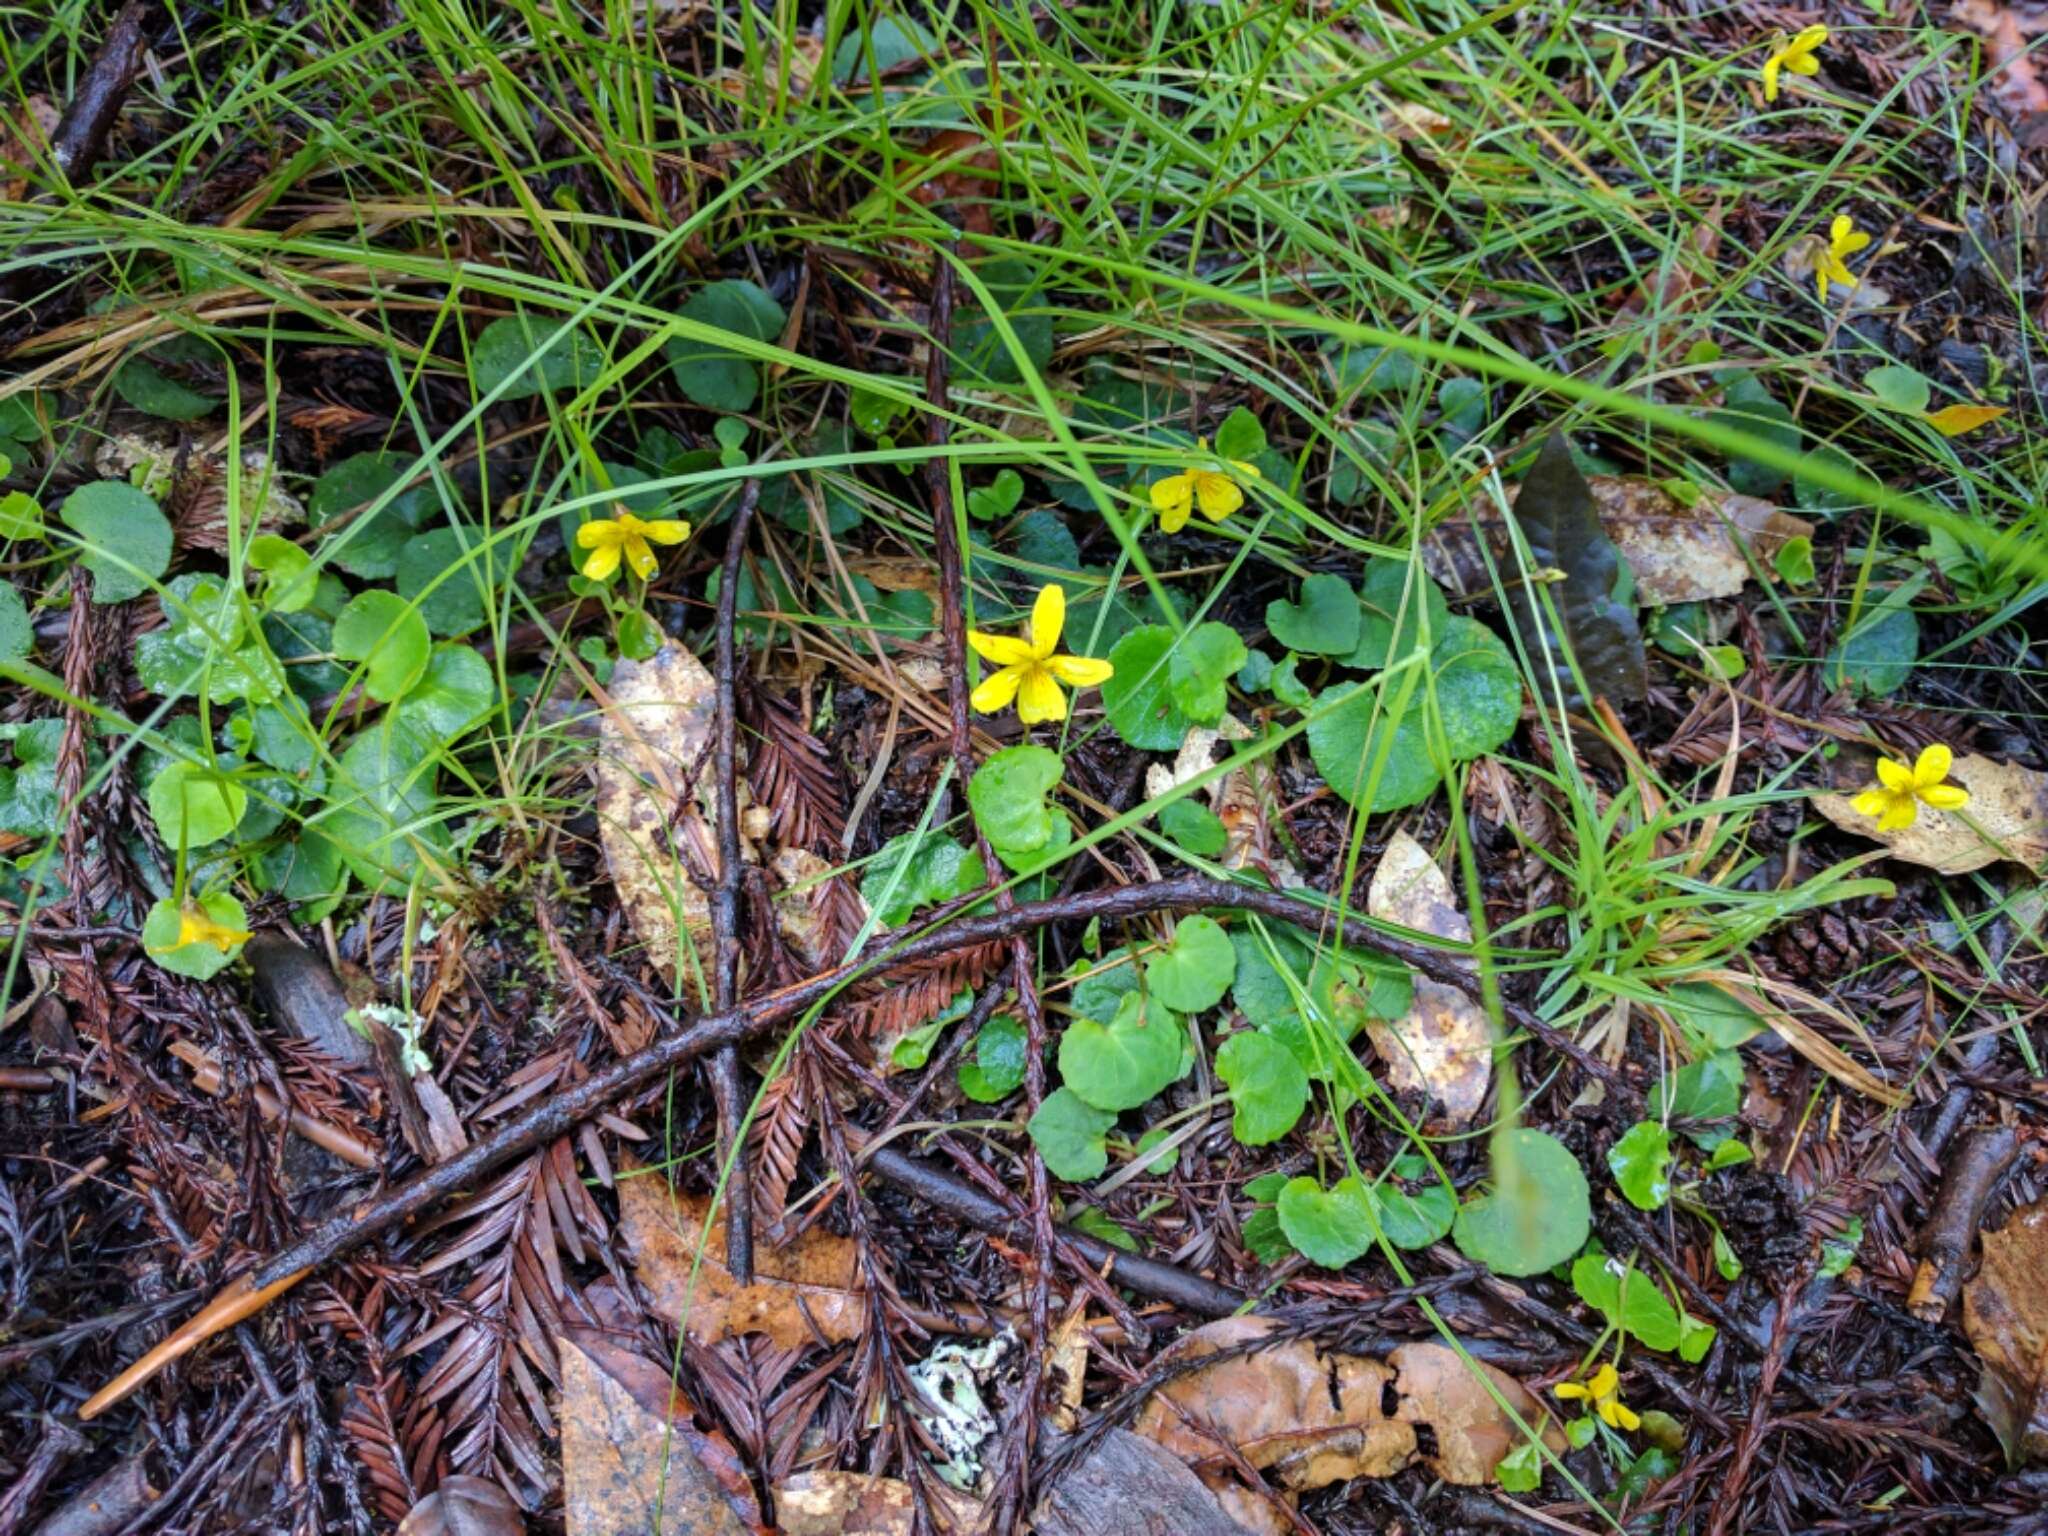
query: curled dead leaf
[
  {"left": 398, "top": 1476, "right": 526, "bottom": 1536},
  {"left": 1813, "top": 752, "right": 2048, "bottom": 875},
  {"left": 1963, "top": 1197, "right": 2048, "bottom": 1465},
  {"left": 1364, "top": 832, "right": 1491, "bottom": 1125},
  {"left": 1427, "top": 473, "right": 1812, "bottom": 607},
  {"left": 775, "top": 1470, "right": 986, "bottom": 1536},
  {"left": 1130, "top": 1317, "right": 1560, "bottom": 1492},
  {"left": 616, "top": 1166, "right": 864, "bottom": 1351}
]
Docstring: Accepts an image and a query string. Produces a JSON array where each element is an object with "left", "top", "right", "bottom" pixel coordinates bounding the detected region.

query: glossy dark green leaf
[{"left": 1505, "top": 433, "right": 1646, "bottom": 704}]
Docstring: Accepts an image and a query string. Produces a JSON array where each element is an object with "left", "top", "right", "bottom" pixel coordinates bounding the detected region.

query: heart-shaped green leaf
[
  {"left": 1059, "top": 991, "right": 1182, "bottom": 1112},
  {"left": 59, "top": 481, "right": 172, "bottom": 604},
  {"left": 1370, "top": 1155, "right": 1456, "bottom": 1249},
  {"left": 473, "top": 311, "right": 603, "bottom": 399},
  {"left": 1266, "top": 573, "right": 1361, "bottom": 656},
  {"left": 1277, "top": 1174, "right": 1377, "bottom": 1268},
  {"left": 1144, "top": 914, "right": 1236, "bottom": 1012},
  {"left": 967, "top": 468, "right": 1026, "bottom": 521},
  {"left": 1158, "top": 798, "right": 1227, "bottom": 857},
  {"left": 1168, "top": 622, "right": 1247, "bottom": 724},
  {"left": 1101, "top": 626, "right": 1191, "bottom": 751},
  {"left": 1571, "top": 1254, "right": 1681, "bottom": 1352},
  {"left": 1608, "top": 1120, "right": 1674, "bottom": 1210},
  {"left": 141, "top": 892, "right": 249, "bottom": 980},
  {"left": 861, "top": 831, "right": 988, "bottom": 927},
  {"left": 1348, "top": 557, "right": 1449, "bottom": 670},
  {"left": 1452, "top": 1127, "right": 1590, "bottom": 1277},
  {"left": 1214, "top": 1030, "right": 1309, "bottom": 1145},
  {"left": 1213, "top": 406, "right": 1266, "bottom": 461},
  {"left": 968, "top": 744, "right": 1063, "bottom": 857},
  {"left": 333, "top": 590, "right": 432, "bottom": 702},
  {"left": 958, "top": 1012, "right": 1027, "bottom": 1103},
  {"left": 147, "top": 759, "right": 248, "bottom": 849},
  {"left": 666, "top": 279, "right": 786, "bottom": 411},
  {"left": 395, "top": 645, "right": 495, "bottom": 741},
  {"left": 1027, "top": 1087, "right": 1116, "bottom": 1180}
]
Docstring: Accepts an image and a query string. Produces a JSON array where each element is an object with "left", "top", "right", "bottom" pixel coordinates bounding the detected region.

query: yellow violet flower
[
  {"left": 149, "top": 904, "right": 252, "bottom": 956},
  {"left": 576, "top": 512, "right": 691, "bottom": 582},
  {"left": 1815, "top": 214, "right": 1871, "bottom": 303},
  {"left": 1762, "top": 25, "right": 1827, "bottom": 103},
  {"left": 1148, "top": 438, "right": 1259, "bottom": 534},
  {"left": 1554, "top": 1363, "right": 1640, "bottom": 1432},
  {"left": 1850, "top": 743, "right": 1969, "bottom": 832},
  {"left": 967, "top": 583, "right": 1114, "bottom": 725}
]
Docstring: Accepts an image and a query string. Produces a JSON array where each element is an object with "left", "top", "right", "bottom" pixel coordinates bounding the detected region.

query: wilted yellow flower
[
  {"left": 967, "top": 583, "right": 1113, "bottom": 725},
  {"left": 148, "top": 904, "right": 252, "bottom": 956},
  {"left": 577, "top": 512, "right": 691, "bottom": 581},
  {"left": 1555, "top": 1363, "right": 1639, "bottom": 1432},
  {"left": 1815, "top": 214, "right": 1871, "bottom": 303},
  {"left": 1851, "top": 743, "right": 1968, "bottom": 832},
  {"left": 1762, "top": 25, "right": 1827, "bottom": 103},
  {"left": 1148, "top": 439, "right": 1259, "bottom": 534}
]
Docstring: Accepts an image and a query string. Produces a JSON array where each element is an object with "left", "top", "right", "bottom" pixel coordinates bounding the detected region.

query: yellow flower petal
[
  {"left": 1879, "top": 797, "right": 1919, "bottom": 832},
  {"left": 1151, "top": 474, "right": 1195, "bottom": 533},
  {"left": 638, "top": 518, "right": 692, "bottom": 545},
  {"left": 1849, "top": 788, "right": 1892, "bottom": 821},
  {"left": 1553, "top": 1382, "right": 1591, "bottom": 1402},
  {"left": 1586, "top": 1364, "right": 1619, "bottom": 1399},
  {"left": 1045, "top": 653, "right": 1113, "bottom": 688},
  {"left": 1016, "top": 665, "right": 1068, "bottom": 724},
  {"left": 1193, "top": 470, "right": 1245, "bottom": 523},
  {"left": 1924, "top": 403, "right": 2008, "bottom": 438},
  {"left": 576, "top": 519, "right": 621, "bottom": 550},
  {"left": 1030, "top": 583, "right": 1066, "bottom": 659},
  {"left": 971, "top": 665, "right": 1025, "bottom": 714},
  {"left": 1607, "top": 1400, "right": 1642, "bottom": 1432},
  {"left": 968, "top": 629, "right": 1036, "bottom": 668},
  {"left": 581, "top": 540, "right": 622, "bottom": 581},
  {"left": 623, "top": 533, "right": 659, "bottom": 580},
  {"left": 1913, "top": 743, "right": 1953, "bottom": 788},
  {"left": 1875, "top": 757, "right": 1913, "bottom": 793},
  {"left": 1919, "top": 783, "right": 1969, "bottom": 812},
  {"left": 1762, "top": 53, "right": 1783, "bottom": 102}
]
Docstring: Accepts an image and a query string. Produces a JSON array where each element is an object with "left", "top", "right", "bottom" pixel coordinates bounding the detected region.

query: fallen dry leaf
[
  {"left": 1813, "top": 751, "right": 2048, "bottom": 875},
  {"left": 1925, "top": 402, "right": 2010, "bottom": 437},
  {"left": 1364, "top": 832, "right": 1491, "bottom": 1125},
  {"left": 1427, "top": 475, "right": 1811, "bottom": 606},
  {"left": 775, "top": 1470, "right": 985, "bottom": 1535},
  {"left": 1963, "top": 1197, "right": 2048, "bottom": 1465},
  {"left": 594, "top": 642, "right": 720, "bottom": 983},
  {"left": 1130, "top": 1317, "right": 1560, "bottom": 1492},
  {"left": 1036, "top": 1429, "right": 1256, "bottom": 1536},
  {"left": 398, "top": 1476, "right": 526, "bottom": 1536},
  {"left": 616, "top": 1167, "right": 864, "bottom": 1351},
  {"left": 559, "top": 1336, "right": 755, "bottom": 1536}
]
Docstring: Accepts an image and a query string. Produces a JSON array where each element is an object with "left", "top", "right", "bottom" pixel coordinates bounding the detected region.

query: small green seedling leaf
[
  {"left": 1866, "top": 364, "right": 1932, "bottom": 415},
  {"left": 969, "top": 744, "right": 1063, "bottom": 857},
  {"left": 1028, "top": 1088, "right": 1116, "bottom": 1181},
  {"left": 59, "top": 481, "right": 172, "bottom": 604},
  {"left": 147, "top": 759, "right": 248, "bottom": 849},
  {"left": 0, "top": 491, "right": 43, "bottom": 542},
  {"left": 1452, "top": 1127, "right": 1590, "bottom": 1277},
  {"left": 1277, "top": 1175, "right": 1377, "bottom": 1268},
  {"left": 141, "top": 892, "right": 250, "bottom": 980},
  {"left": 1370, "top": 1155, "right": 1456, "bottom": 1249},
  {"left": 1058, "top": 991, "right": 1182, "bottom": 1112},
  {"left": 332, "top": 590, "right": 432, "bottom": 702},
  {"left": 1212, "top": 407, "right": 1266, "bottom": 461},
  {"left": 958, "top": 1013, "right": 1027, "bottom": 1103},
  {"left": 1266, "top": 573, "right": 1361, "bottom": 657},
  {"left": 1214, "top": 1030, "right": 1308, "bottom": 1145},
  {"left": 1712, "top": 1227, "right": 1743, "bottom": 1279},
  {"left": 1494, "top": 1441, "right": 1542, "bottom": 1493},
  {"left": 247, "top": 535, "right": 317, "bottom": 613},
  {"left": 1707, "top": 1139, "right": 1753, "bottom": 1171},
  {"left": 861, "top": 832, "right": 988, "bottom": 927},
  {"left": 1819, "top": 1214, "right": 1863, "bottom": 1277},
  {"left": 1677, "top": 1314, "right": 1716, "bottom": 1364},
  {"left": 1649, "top": 1050, "right": 1742, "bottom": 1145},
  {"left": 1825, "top": 597, "right": 1918, "bottom": 698},
  {"left": 1774, "top": 535, "right": 1815, "bottom": 587},
  {"left": 1158, "top": 798, "right": 1227, "bottom": 857},
  {"left": 1144, "top": 914, "right": 1236, "bottom": 1012},
  {"left": 1167, "top": 622, "right": 1247, "bottom": 724},
  {"left": 967, "top": 468, "right": 1025, "bottom": 522},
  {"left": 1609, "top": 1121, "right": 1674, "bottom": 1210},
  {"left": 1572, "top": 1254, "right": 1682, "bottom": 1352}
]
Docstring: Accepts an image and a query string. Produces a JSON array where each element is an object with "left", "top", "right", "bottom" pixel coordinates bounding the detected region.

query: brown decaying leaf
[
  {"left": 1429, "top": 473, "right": 1811, "bottom": 607},
  {"left": 1813, "top": 751, "right": 2048, "bottom": 875},
  {"left": 559, "top": 1336, "right": 754, "bottom": 1536},
  {"left": 775, "top": 1470, "right": 986, "bottom": 1536},
  {"left": 1130, "top": 1317, "right": 1561, "bottom": 1492},
  {"left": 397, "top": 1475, "right": 526, "bottom": 1536},
  {"left": 616, "top": 1166, "right": 864, "bottom": 1351},
  {"left": 1963, "top": 1197, "right": 2048, "bottom": 1465},
  {"left": 1363, "top": 832, "right": 1491, "bottom": 1126},
  {"left": 595, "top": 642, "right": 720, "bottom": 985},
  {"left": 842, "top": 939, "right": 1008, "bottom": 1043},
  {"left": 1036, "top": 1429, "right": 1256, "bottom": 1536}
]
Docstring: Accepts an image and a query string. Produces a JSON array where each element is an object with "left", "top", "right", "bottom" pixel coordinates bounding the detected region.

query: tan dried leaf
[
  {"left": 1427, "top": 476, "right": 1811, "bottom": 605},
  {"left": 1813, "top": 752, "right": 2048, "bottom": 876},
  {"left": 1130, "top": 1317, "right": 1558, "bottom": 1491},
  {"left": 594, "top": 643, "right": 719, "bottom": 983},
  {"left": 559, "top": 1337, "right": 753, "bottom": 1536},
  {"left": 775, "top": 1471, "right": 985, "bottom": 1535},
  {"left": 774, "top": 846, "right": 860, "bottom": 970},
  {"left": 397, "top": 1476, "right": 526, "bottom": 1536},
  {"left": 1963, "top": 1198, "right": 2048, "bottom": 1464},
  {"left": 616, "top": 1167, "right": 864, "bottom": 1351},
  {"left": 1364, "top": 833, "right": 1491, "bottom": 1125}
]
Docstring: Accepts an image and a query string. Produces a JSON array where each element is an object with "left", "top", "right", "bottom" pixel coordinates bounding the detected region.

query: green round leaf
[
  {"left": 1101, "top": 625, "right": 1191, "bottom": 751},
  {"left": 59, "top": 482, "right": 172, "bottom": 604},
  {"left": 1070, "top": 947, "right": 1140, "bottom": 1024},
  {"left": 253, "top": 831, "right": 347, "bottom": 921},
  {"left": 831, "top": 14, "right": 935, "bottom": 83},
  {"left": 1369, "top": 1161, "right": 1456, "bottom": 1250},
  {"left": 473, "top": 311, "right": 603, "bottom": 399},
  {"left": 1212, "top": 406, "right": 1266, "bottom": 462},
  {"left": 1266, "top": 573, "right": 1361, "bottom": 657},
  {"left": 248, "top": 534, "right": 317, "bottom": 613},
  {"left": 1774, "top": 535, "right": 1815, "bottom": 587},
  {"left": 1349, "top": 557, "right": 1449, "bottom": 670},
  {"left": 1451, "top": 1127, "right": 1591, "bottom": 1277},
  {"left": 1144, "top": 914, "right": 1236, "bottom": 1013},
  {"left": 1826, "top": 600, "right": 1918, "bottom": 698},
  {"left": 667, "top": 280, "right": 787, "bottom": 411},
  {"left": 967, "top": 468, "right": 1026, "bottom": 521},
  {"left": 396, "top": 645, "right": 495, "bottom": 740},
  {"left": 0, "top": 491, "right": 44, "bottom": 542},
  {"left": 968, "top": 744, "right": 1062, "bottom": 856},
  {"left": 1215, "top": 1030, "right": 1309, "bottom": 1145},
  {"left": 1168, "top": 623, "right": 1247, "bottom": 724},
  {"left": 141, "top": 892, "right": 249, "bottom": 980},
  {"left": 1158, "top": 798, "right": 1227, "bottom": 857},
  {"left": 309, "top": 453, "right": 432, "bottom": 580},
  {"left": 1866, "top": 364, "right": 1932, "bottom": 415},
  {"left": 395, "top": 528, "right": 492, "bottom": 636},
  {"left": 1608, "top": 1120, "right": 1674, "bottom": 1211},
  {"left": 332, "top": 590, "right": 432, "bottom": 702},
  {"left": 1571, "top": 1254, "right": 1681, "bottom": 1352},
  {"left": 1059, "top": 991, "right": 1181, "bottom": 1112},
  {"left": 318, "top": 720, "right": 443, "bottom": 890},
  {"left": 959, "top": 1013, "right": 1027, "bottom": 1103},
  {"left": 0, "top": 583, "right": 32, "bottom": 663},
  {"left": 1430, "top": 617, "right": 1523, "bottom": 758},
  {"left": 113, "top": 356, "right": 216, "bottom": 421},
  {"left": 1027, "top": 1087, "right": 1116, "bottom": 1181},
  {"left": 146, "top": 759, "right": 248, "bottom": 849},
  {"left": 1277, "top": 1175, "right": 1377, "bottom": 1268}
]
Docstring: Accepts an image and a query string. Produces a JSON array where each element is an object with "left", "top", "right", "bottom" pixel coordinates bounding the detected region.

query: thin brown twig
[
  {"left": 50, "top": 1, "right": 151, "bottom": 179},
  {"left": 709, "top": 479, "right": 763, "bottom": 1282}
]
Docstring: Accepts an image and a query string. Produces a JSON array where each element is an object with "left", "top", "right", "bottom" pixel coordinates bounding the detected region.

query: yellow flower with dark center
[
  {"left": 1815, "top": 214, "right": 1871, "bottom": 302},
  {"left": 576, "top": 512, "right": 691, "bottom": 581},
  {"left": 149, "top": 904, "right": 253, "bottom": 956},
  {"left": 1148, "top": 438, "right": 1259, "bottom": 534},
  {"left": 1554, "top": 1363, "right": 1639, "bottom": 1432},
  {"left": 1762, "top": 25, "right": 1827, "bottom": 103},
  {"left": 966, "top": 583, "right": 1114, "bottom": 725},
  {"left": 1851, "top": 743, "right": 1968, "bottom": 832}
]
